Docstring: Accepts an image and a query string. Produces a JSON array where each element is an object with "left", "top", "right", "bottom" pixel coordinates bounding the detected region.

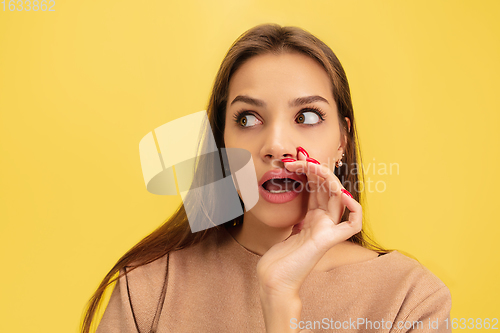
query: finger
[
  {"left": 306, "top": 164, "right": 322, "bottom": 210},
  {"left": 284, "top": 160, "right": 344, "bottom": 200},
  {"left": 297, "top": 147, "right": 308, "bottom": 161},
  {"left": 325, "top": 193, "right": 362, "bottom": 243},
  {"left": 288, "top": 160, "right": 322, "bottom": 210},
  {"left": 300, "top": 158, "right": 331, "bottom": 209},
  {"left": 286, "top": 152, "right": 322, "bottom": 210},
  {"left": 294, "top": 161, "right": 347, "bottom": 222},
  {"left": 284, "top": 160, "right": 331, "bottom": 211},
  {"left": 313, "top": 167, "right": 331, "bottom": 209},
  {"left": 327, "top": 193, "right": 346, "bottom": 225},
  {"left": 339, "top": 189, "right": 362, "bottom": 229},
  {"left": 330, "top": 218, "right": 362, "bottom": 244},
  {"left": 285, "top": 160, "right": 323, "bottom": 186}
]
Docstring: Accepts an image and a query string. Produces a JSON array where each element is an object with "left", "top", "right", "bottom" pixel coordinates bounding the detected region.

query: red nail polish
[
  {"left": 297, "top": 146, "right": 309, "bottom": 158},
  {"left": 281, "top": 158, "right": 296, "bottom": 163},
  {"left": 341, "top": 188, "right": 353, "bottom": 198},
  {"left": 306, "top": 157, "right": 320, "bottom": 165}
]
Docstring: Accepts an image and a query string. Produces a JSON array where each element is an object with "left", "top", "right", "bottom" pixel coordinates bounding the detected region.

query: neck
[{"left": 227, "top": 212, "right": 294, "bottom": 256}]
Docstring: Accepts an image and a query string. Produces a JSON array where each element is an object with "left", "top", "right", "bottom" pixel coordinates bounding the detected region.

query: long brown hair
[{"left": 80, "top": 23, "right": 388, "bottom": 333}]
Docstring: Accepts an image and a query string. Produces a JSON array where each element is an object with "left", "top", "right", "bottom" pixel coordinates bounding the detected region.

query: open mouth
[{"left": 261, "top": 178, "right": 302, "bottom": 194}]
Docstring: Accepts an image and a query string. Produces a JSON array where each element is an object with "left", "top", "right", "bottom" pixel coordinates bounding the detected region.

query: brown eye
[
  {"left": 237, "top": 114, "right": 261, "bottom": 127},
  {"left": 296, "top": 111, "right": 321, "bottom": 125}
]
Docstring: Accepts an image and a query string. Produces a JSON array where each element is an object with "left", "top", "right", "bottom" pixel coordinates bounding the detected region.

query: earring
[{"left": 336, "top": 153, "right": 345, "bottom": 168}]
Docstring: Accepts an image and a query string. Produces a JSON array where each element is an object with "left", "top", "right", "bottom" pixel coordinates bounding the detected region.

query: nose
[{"left": 260, "top": 123, "right": 296, "bottom": 163}]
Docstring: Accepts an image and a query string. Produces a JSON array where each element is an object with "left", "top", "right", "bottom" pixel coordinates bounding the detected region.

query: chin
[{"left": 251, "top": 202, "right": 305, "bottom": 229}]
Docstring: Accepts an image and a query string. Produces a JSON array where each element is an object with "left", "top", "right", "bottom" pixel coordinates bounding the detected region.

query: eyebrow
[{"left": 230, "top": 95, "right": 329, "bottom": 108}]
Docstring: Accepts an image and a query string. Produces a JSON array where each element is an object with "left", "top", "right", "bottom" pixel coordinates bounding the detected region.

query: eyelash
[{"left": 232, "top": 106, "right": 327, "bottom": 128}]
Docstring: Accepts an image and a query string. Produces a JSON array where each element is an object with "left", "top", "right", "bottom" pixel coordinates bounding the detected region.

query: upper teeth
[
  {"left": 269, "top": 189, "right": 289, "bottom": 193},
  {"left": 262, "top": 178, "right": 295, "bottom": 186}
]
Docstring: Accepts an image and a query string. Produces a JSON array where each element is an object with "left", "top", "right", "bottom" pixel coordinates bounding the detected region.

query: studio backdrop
[{"left": 0, "top": 1, "right": 498, "bottom": 332}]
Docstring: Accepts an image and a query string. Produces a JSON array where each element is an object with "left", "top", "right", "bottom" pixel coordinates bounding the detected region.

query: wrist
[
  {"left": 260, "top": 293, "right": 302, "bottom": 333},
  {"left": 260, "top": 292, "right": 302, "bottom": 309}
]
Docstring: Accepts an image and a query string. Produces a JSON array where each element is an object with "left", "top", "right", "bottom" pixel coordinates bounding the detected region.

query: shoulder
[
  {"left": 123, "top": 229, "right": 223, "bottom": 279},
  {"left": 317, "top": 247, "right": 452, "bottom": 311},
  {"left": 96, "top": 256, "right": 170, "bottom": 333},
  {"left": 382, "top": 252, "right": 452, "bottom": 331},
  {"left": 351, "top": 250, "right": 450, "bottom": 297},
  {"left": 366, "top": 250, "right": 452, "bottom": 327},
  {"left": 390, "top": 251, "right": 452, "bottom": 299},
  {"left": 125, "top": 254, "right": 169, "bottom": 278},
  {"left": 122, "top": 228, "right": 232, "bottom": 286},
  {"left": 315, "top": 242, "right": 379, "bottom": 271},
  {"left": 320, "top": 245, "right": 448, "bottom": 292},
  {"left": 382, "top": 251, "right": 448, "bottom": 291},
  {"left": 316, "top": 249, "right": 452, "bottom": 330},
  {"left": 116, "top": 254, "right": 170, "bottom": 306}
]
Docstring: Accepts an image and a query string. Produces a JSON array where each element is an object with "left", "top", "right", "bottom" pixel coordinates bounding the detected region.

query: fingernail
[
  {"left": 297, "top": 146, "right": 309, "bottom": 158},
  {"left": 341, "top": 188, "right": 353, "bottom": 198},
  {"left": 306, "top": 157, "right": 320, "bottom": 165},
  {"left": 281, "top": 158, "right": 296, "bottom": 163}
]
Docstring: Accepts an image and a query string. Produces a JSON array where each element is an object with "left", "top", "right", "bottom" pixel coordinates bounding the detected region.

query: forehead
[{"left": 227, "top": 52, "right": 334, "bottom": 105}]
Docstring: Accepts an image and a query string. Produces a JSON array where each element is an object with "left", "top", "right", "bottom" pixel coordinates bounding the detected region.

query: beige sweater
[{"left": 96, "top": 227, "right": 452, "bottom": 332}]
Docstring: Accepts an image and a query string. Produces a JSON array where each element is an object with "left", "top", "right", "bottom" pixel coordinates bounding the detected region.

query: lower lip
[{"left": 258, "top": 185, "right": 301, "bottom": 204}]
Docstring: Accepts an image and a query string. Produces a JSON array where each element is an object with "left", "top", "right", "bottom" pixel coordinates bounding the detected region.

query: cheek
[
  {"left": 224, "top": 129, "right": 250, "bottom": 150},
  {"left": 307, "top": 130, "right": 340, "bottom": 167},
  {"left": 223, "top": 129, "right": 233, "bottom": 147}
]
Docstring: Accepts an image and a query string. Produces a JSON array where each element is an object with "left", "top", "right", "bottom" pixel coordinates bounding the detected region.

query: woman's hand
[{"left": 256, "top": 147, "right": 362, "bottom": 332}]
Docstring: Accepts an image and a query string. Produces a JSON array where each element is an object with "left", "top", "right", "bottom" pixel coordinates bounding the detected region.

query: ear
[
  {"left": 339, "top": 117, "right": 351, "bottom": 153},
  {"left": 345, "top": 117, "right": 351, "bottom": 133}
]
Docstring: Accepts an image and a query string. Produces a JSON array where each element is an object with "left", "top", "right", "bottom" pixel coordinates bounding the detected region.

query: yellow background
[{"left": 1, "top": 0, "right": 499, "bottom": 332}]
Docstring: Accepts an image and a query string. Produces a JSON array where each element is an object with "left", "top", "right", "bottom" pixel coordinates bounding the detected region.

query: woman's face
[{"left": 224, "top": 51, "right": 349, "bottom": 228}]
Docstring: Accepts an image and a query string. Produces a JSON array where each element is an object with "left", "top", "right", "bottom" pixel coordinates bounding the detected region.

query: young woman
[{"left": 81, "top": 24, "right": 451, "bottom": 333}]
